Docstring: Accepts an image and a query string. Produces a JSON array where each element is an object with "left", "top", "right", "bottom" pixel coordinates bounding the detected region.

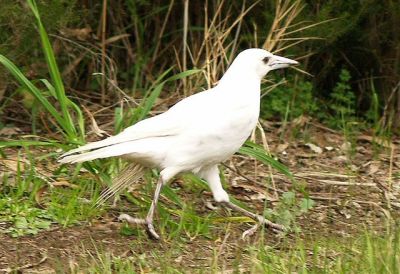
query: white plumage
[{"left": 59, "top": 48, "right": 298, "bottom": 239}]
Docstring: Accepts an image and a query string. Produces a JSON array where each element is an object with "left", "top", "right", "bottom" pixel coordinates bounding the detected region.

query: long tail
[
  {"left": 61, "top": 136, "right": 123, "bottom": 158},
  {"left": 95, "top": 163, "right": 145, "bottom": 207},
  {"left": 58, "top": 142, "right": 137, "bottom": 164}
]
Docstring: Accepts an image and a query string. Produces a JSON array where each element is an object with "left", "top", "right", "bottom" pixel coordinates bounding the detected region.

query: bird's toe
[
  {"left": 146, "top": 223, "right": 160, "bottom": 240},
  {"left": 257, "top": 215, "right": 286, "bottom": 232},
  {"left": 118, "top": 213, "right": 147, "bottom": 224}
]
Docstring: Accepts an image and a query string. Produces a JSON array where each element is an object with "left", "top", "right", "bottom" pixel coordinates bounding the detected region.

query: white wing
[{"left": 59, "top": 88, "right": 216, "bottom": 159}]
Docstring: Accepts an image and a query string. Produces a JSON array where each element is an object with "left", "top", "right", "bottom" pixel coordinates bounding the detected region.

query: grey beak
[{"left": 270, "top": 55, "right": 299, "bottom": 69}]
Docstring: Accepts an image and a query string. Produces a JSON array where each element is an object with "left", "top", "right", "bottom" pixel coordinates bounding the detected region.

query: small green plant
[
  {"left": 261, "top": 77, "right": 317, "bottom": 120},
  {"left": 321, "top": 68, "right": 359, "bottom": 158},
  {"left": 0, "top": 197, "right": 52, "bottom": 237},
  {"left": 325, "top": 68, "right": 357, "bottom": 128},
  {"left": 264, "top": 191, "right": 314, "bottom": 231}
]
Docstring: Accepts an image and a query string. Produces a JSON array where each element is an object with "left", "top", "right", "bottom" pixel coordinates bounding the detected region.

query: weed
[
  {"left": 264, "top": 191, "right": 314, "bottom": 231},
  {"left": 260, "top": 77, "right": 317, "bottom": 120},
  {"left": 83, "top": 251, "right": 138, "bottom": 274},
  {"left": 244, "top": 228, "right": 400, "bottom": 273},
  {"left": 47, "top": 178, "right": 100, "bottom": 226},
  {"left": 0, "top": 197, "right": 52, "bottom": 237},
  {"left": 324, "top": 68, "right": 357, "bottom": 129}
]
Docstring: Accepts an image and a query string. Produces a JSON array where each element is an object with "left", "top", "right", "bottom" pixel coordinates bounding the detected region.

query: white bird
[{"left": 59, "top": 48, "right": 298, "bottom": 239}]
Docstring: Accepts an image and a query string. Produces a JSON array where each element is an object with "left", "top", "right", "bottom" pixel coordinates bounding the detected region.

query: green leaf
[
  {"left": 14, "top": 217, "right": 28, "bottom": 229},
  {"left": 26, "top": 0, "right": 77, "bottom": 137},
  {"left": 138, "top": 69, "right": 201, "bottom": 120},
  {"left": 238, "top": 141, "right": 293, "bottom": 179},
  {"left": 0, "top": 55, "right": 65, "bottom": 133},
  {"left": 300, "top": 198, "right": 315, "bottom": 212},
  {"left": 35, "top": 220, "right": 52, "bottom": 229},
  {"left": 165, "top": 69, "right": 201, "bottom": 82},
  {"left": 0, "top": 140, "right": 61, "bottom": 148}
]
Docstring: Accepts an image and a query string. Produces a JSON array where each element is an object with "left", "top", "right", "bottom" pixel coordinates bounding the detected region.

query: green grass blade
[
  {"left": 0, "top": 55, "right": 68, "bottom": 136},
  {"left": 165, "top": 69, "right": 201, "bottom": 82},
  {"left": 26, "top": 0, "right": 79, "bottom": 140},
  {"left": 38, "top": 79, "right": 56, "bottom": 98},
  {"left": 0, "top": 140, "right": 62, "bottom": 148},
  {"left": 138, "top": 69, "right": 201, "bottom": 120},
  {"left": 239, "top": 141, "right": 293, "bottom": 179},
  {"left": 138, "top": 82, "right": 166, "bottom": 121}
]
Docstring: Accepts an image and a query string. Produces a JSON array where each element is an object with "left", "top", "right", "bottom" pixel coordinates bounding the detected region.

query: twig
[
  {"left": 182, "top": 0, "right": 189, "bottom": 95},
  {"left": 297, "top": 176, "right": 376, "bottom": 187},
  {"left": 222, "top": 163, "right": 284, "bottom": 194},
  {"left": 100, "top": 0, "right": 108, "bottom": 105},
  {"left": 380, "top": 81, "right": 400, "bottom": 127},
  {"left": 1, "top": 253, "right": 47, "bottom": 273}
]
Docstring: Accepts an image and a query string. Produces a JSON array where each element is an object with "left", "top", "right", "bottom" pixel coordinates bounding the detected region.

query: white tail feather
[
  {"left": 60, "top": 115, "right": 178, "bottom": 158},
  {"left": 59, "top": 142, "right": 137, "bottom": 163},
  {"left": 60, "top": 134, "right": 133, "bottom": 158},
  {"left": 95, "top": 163, "right": 145, "bottom": 207}
]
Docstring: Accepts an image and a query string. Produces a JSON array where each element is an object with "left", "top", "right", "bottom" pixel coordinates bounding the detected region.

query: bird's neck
[
  {"left": 218, "top": 67, "right": 262, "bottom": 97},
  {"left": 218, "top": 60, "right": 262, "bottom": 86}
]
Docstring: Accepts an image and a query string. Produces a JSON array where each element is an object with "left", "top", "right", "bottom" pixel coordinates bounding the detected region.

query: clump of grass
[
  {"left": 245, "top": 228, "right": 400, "bottom": 273},
  {"left": 50, "top": 227, "right": 400, "bottom": 273},
  {"left": 0, "top": 0, "right": 84, "bottom": 143},
  {"left": 0, "top": 197, "right": 52, "bottom": 237},
  {"left": 0, "top": 148, "right": 100, "bottom": 236}
]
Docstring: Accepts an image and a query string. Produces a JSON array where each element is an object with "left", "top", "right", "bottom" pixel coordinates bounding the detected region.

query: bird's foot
[
  {"left": 256, "top": 215, "right": 285, "bottom": 232},
  {"left": 118, "top": 213, "right": 160, "bottom": 240},
  {"left": 221, "top": 202, "right": 285, "bottom": 238},
  {"left": 242, "top": 215, "right": 285, "bottom": 239}
]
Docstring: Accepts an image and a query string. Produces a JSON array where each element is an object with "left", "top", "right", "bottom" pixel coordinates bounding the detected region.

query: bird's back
[{"left": 123, "top": 84, "right": 261, "bottom": 172}]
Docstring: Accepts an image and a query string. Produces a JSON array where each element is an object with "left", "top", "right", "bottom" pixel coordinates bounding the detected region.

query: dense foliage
[{"left": 0, "top": 0, "right": 399, "bottom": 133}]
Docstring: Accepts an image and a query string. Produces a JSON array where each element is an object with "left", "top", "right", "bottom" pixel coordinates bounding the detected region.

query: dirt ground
[{"left": 1, "top": 120, "right": 399, "bottom": 273}]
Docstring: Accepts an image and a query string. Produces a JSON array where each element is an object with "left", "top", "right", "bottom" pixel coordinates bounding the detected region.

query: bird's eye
[{"left": 262, "top": 56, "right": 270, "bottom": 64}]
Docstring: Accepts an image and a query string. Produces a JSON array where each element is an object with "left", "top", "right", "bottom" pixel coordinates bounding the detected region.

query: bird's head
[{"left": 234, "top": 48, "right": 299, "bottom": 79}]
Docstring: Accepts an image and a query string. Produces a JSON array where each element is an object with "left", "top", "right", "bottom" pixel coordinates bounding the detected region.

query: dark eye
[{"left": 262, "top": 56, "right": 270, "bottom": 64}]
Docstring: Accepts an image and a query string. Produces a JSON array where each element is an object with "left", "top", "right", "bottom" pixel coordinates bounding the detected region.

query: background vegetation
[{"left": 1, "top": 0, "right": 399, "bottom": 133}]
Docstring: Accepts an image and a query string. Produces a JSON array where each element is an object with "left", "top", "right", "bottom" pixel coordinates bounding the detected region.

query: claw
[
  {"left": 118, "top": 213, "right": 161, "bottom": 240},
  {"left": 222, "top": 201, "right": 285, "bottom": 238},
  {"left": 241, "top": 223, "right": 260, "bottom": 239},
  {"left": 118, "top": 213, "right": 147, "bottom": 224},
  {"left": 257, "top": 216, "right": 285, "bottom": 232},
  {"left": 146, "top": 223, "right": 160, "bottom": 240}
]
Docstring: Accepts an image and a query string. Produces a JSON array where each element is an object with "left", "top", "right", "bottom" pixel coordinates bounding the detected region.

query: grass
[
  {"left": 2, "top": 145, "right": 396, "bottom": 273},
  {"left": 0, "top": 0, "right": 85, "bottom": 143},
  {"left": 246, "top": 229, "right": 400, "bottom": 273},
  {"left": 0, "top": 144, "right": 298, "bottom": 238},
  {"left": 0, "top": 148, "right": 100, "bottom": 235},
  {"left": 49, "top": 226, "right": 399, "bottom": 273},
  {"left": 1, "top": 0, "right": 398, "bottom": 273}
]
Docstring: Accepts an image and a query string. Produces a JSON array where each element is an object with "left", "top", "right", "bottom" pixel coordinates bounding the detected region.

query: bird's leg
[
  {"left": 222, "top": 201, "right": 285, "bottom": 238},
  {"left": 143, "top": 177, "right": 164, "bottom": 239},
  {"left": 197, "top": 165, "right": 284, "bottom": 238},
  {"left": 118, "top": 177, "right": 164, "bottom": 240}
]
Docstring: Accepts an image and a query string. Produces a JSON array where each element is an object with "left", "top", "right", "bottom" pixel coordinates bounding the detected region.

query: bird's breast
[{"left": 187, "top": 102, "right": 259, "bottom": 161}]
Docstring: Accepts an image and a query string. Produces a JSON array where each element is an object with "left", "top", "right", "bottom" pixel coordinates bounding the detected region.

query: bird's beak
[{"left": 269, "top": 55, "right": 299, "bottom": 70}]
